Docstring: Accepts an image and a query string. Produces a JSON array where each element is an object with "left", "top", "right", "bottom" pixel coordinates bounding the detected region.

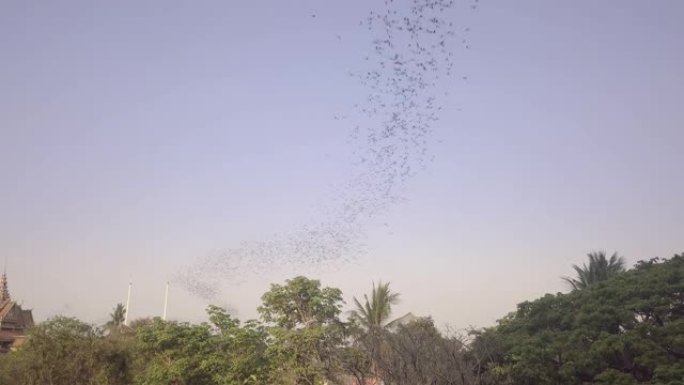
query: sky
[{"left": 1, "top": 0, "right": 683, "bottom": 329}]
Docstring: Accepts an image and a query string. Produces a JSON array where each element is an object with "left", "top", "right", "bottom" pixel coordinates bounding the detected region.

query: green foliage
[
  {"left": 133, "top": 308, "right": 271, "bottom": 385},
  {"left": 258, "top": 276, "right": 347, "bottom": 385},
  {"left": 206, "top": 305, "right": 271, "bottom": 384},
  {"left": 346, "top": 281, "right": 400, "bottom": 383},
  {"left": 258, "top": 276, "right": 344, "bottom": 329},
  {"left": 563, "top": 251, "right": 626, "bottom": 290},
  {"left": 350, "top": 281, "right": 400, "bottom": 332},
  {"left": 1, "top": 260, "right": 681, "bottom": 385},
  {"left": 0, "top": 316, "right": 133, "bottom": 385},
  {"left": 476, "top": 254, "right": 684, "bottom": 385},
  {"left": 133, "top": 319, "right": 221, "bottom": 385},
  {"left": 104, "top": 303, "right": 127, "bottom": 336}
]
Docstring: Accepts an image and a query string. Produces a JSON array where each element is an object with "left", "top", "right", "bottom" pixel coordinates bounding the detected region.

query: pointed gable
[{"left": 0, "top": 271, "right": 35, "bottom": 353}]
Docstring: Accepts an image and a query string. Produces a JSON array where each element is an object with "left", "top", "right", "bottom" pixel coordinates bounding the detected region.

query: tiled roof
[
  {"left": 22, "top": 310, "right": 34, "bottom": 327},
  {"left": 0, "top": 300, "right": 14, "bottom": 320},
  {"left": 0, "top": 301, "right": 34, "bottom": 329}
]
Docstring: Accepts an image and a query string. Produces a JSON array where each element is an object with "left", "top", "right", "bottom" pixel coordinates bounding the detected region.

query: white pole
[
  {"left": 162, "top": 282, "right": 169, "bottom": 321},
  {"left": 124, "top": 282, "right": 132, "bottom": 326}
]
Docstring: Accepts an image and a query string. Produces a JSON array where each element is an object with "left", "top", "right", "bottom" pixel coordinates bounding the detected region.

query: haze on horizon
[{"left": 1, "top": 0, "right": 683, "bottom": 328}]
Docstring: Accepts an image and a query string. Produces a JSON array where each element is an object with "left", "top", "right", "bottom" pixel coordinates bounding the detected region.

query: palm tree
[
  {"left": 106, "top": 303, "right": 126, "bottom": 330},
  {"left": 350, "top": 281, "right": 400, "bottom": 382},
  {"left": 351, "top": 281, "right": 400, "bottom": 332},
  {"left": 563, "top": 251, "right": 626, "bottom": 290}
]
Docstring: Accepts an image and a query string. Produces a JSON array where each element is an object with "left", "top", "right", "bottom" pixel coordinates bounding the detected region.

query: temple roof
[
  {"left": 0, "top": 271, "right": 34, "bottom": 353},
  {"left": 0, "top": 272, "right": 34, "bottom": 330}
]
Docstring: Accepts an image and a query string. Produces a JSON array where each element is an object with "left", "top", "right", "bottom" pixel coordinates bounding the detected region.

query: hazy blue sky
[{"left": 2, "top": 0, "right": 683, "bottom": 328}]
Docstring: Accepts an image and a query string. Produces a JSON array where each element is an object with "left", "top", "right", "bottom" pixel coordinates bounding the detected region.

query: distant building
[
  {"left": 386, "top": 312, "right": 420, "bottom": 332},
  {"left": 0, "top": 271, "right": 34, "bottom": 353}
]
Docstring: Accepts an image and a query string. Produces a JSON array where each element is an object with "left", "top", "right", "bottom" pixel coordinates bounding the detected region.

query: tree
[
  {"left": 346, "top": 281, "right": 400, "bottom": 383},
  {"left": 0, "top": 316, "right": 133, "bottom": 385},
  {"left": 350, "top": 281, "right": 400, "bottom": 332},
  {"left": 563, "top": 251, "right": 626, "bottom": 290},
  {"left": 206, "top": 305, "right": 270, "bottom": 385},
  {"left": 130, "top": 307, "right": 271, "bottom": 385},
  {"left": 258, "top": 276, "right": 344, "bottom": 329},
  {"left": 258, "top": 276, "right": 346, "bottom": 385},
  {"left": 133, "top": 318, "right": 224, "bottom": 385},
  {"left": 105, "top": 303, "right": 127, "bottom": 332},
  {"left": 476, "top": 253, "right": 684, "bottom": 385},
  {"left": 377, "top": 318, "right": 474, "bottom": 385}
]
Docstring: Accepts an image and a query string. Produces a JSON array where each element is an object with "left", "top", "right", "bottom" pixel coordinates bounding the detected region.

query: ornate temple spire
[{"left": 0, "top": 266, "right": 9, "bottom": 302}]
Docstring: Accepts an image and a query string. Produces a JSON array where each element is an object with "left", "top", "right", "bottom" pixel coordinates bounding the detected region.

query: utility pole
[
  {"left": 162, "top": 282, "right": 169, "bottom": 321},
  {"left": 124, "top": 282, "right": 132, "bottom": 326}
]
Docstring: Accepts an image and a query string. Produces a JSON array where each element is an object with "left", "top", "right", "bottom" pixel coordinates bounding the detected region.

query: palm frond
[
  {"left": 563, "top": 251, "right": 626, "bottom": 291},
  {"left": 352, "top": 280, "right": 401, "bottom": 331}
]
